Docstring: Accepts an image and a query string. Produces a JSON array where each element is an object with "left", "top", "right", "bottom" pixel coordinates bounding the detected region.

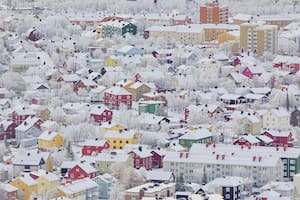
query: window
[
  {"left": 76, "top": 168, "right": 79, "bottom": 172},
  {"left": 226, "top": 187, "right": 230, "bottom": 192},
  {"left": 290, "top": 159, "right": 296, "bottom": 164},
  {"left": 126, "top": 141, "right": 129, "bottom": 144},
  {"left": 127, "top": 95, "right": 130, "bottom": 99},
  {"left": 113, "top": 140, "right": 116, "bottom": 143}
]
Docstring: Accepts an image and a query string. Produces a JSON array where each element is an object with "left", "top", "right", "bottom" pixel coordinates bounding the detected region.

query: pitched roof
[
  {"left": 38, "top": 131, "right": 61, "bottom": 141},
  {"left": 105, "top": 86, "right": 132, "bottom": 95}
]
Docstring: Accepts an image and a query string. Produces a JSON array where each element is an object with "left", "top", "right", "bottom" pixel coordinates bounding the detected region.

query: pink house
[{"left": 242, "top": 65, "right": 265, "bottom": 79}]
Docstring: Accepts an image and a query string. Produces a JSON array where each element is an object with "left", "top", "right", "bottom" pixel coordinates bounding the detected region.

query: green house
[
  {"left": 102, "top": 21, "right": 137, "bottom": 38},
  {"left": 179, "top": 128, "right": 213, "bottom": 150},
  {"left": 138, "top": 101, "right": 165, "bottom": 115}
]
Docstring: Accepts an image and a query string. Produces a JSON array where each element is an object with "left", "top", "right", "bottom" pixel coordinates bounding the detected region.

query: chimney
[
  {"left": 138, "top": 146, "right": 142, "bottom": 152},
  {"left": 253, "top": 156, "right": 256, "bottom": 162},
  {"left": 139, "top": 189, "right": 145, "bottom": 199}
]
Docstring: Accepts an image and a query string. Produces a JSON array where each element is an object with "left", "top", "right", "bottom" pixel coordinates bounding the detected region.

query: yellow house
[
  {"left": 30, "top": 169, "right": 60, "bottom": 199},
  {"left": 218, "top": 30, "right": 240, "bottom": 45},
  {"left": 104, "top": 130, "right": 139, "bottom": 149},
  {"left": 38, "top": 131, "right": 64, "bottom": 151},
  {"left": 101, "top": 122, "right": 126, "bottom": 132},
  {"left": 115, "top": 79, "right": 135, "bottom": 91},
  {"left": 105, "top": 55, "right": 121, "bottom": 67},
  {"left": 10, "top": 174, "right": 38, "bottom": 200}
]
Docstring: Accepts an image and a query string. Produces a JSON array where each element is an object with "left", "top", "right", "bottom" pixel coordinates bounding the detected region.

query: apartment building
[
  {"left": 145, "top": 25, "right": 205, "bottom": 44},
  {"left": 240, "top": 22, "right": 278, "bottom": 56},
  {"left": 200, "top": 1, "right": 229, "bottom": 24},
  {"left": 163, "top": 151, "right": 283, "bottom": 187},
  {"left": 189, "top": 144, "right": 300, "bottom": 181}
]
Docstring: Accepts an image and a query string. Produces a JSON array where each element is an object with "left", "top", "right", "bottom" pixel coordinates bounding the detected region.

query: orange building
[{"left": 200, "top": 1, "right": 228, "bottom": 24}]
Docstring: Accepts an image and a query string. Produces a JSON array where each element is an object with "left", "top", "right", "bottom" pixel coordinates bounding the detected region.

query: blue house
[
  {"left": 116, "top": 45, "right": 142, "bottom": 56},
  {"left": 93, "top": 173, "right": 118, "bottom": 200}
]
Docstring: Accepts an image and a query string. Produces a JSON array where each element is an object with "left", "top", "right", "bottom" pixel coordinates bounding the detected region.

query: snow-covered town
[{"left": 1, "top": 0, "right": 300, "bottom": 199}]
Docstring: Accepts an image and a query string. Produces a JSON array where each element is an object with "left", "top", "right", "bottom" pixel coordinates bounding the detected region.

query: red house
[
  {"left": 11, "top": 107, "right": 36, "bottom": 125},
  {"left": 242, "top": 65, "right": 265, "bottom": 79},
  {"left": 57, "top": 74, "right": 80, "bottom": 85},
  {"left": 104, "top": 86, "right": 133, "bottom": 109},
  {"left": 68, "top": 162, "right": 98, "bottom": 180},
  {"left": 128, "top": 147, "right": 153, "bottom": 170},
  {"left": 74, "top": 79, "right": 98, "bottom": 93},
  {"left": 81, "top": 139, "right": 109, "bottom": 156},
  {"left": 151, "top": 148, "right": 166, "bottom": 168},
  {"left": 90, "top": 106, "right": 113, "bottom": 124},
  {"left": 0, "top": 120, "right": 17, "bottom": 140},
  {"left": 233, "top": 135, "right": 260, "bottom": 146},
  {"left": 263, "top": 130, "right": 293, "bottom": 146}
]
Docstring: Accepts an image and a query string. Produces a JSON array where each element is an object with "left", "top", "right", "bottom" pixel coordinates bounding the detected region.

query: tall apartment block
[
  {"left": 240, "top": 22, "right": 278, "bottom": 56},
  {"left": 200, "top": 1, "right": 229, "bottom": 24}
]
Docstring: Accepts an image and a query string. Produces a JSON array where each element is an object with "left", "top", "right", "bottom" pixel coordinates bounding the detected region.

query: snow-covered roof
[
  {"left": 263, "top": 130, "right": 291, "bottom": 137},
  {"left": 90, "top": 105, "right": 110, "bottom": 115},
  {"left": 57, "top": 178, "right": 98, "bottom": 195},
  {"left": 179, "top": 128, "right": 212, "bottom": 140},
  {"left": 105, "top": 86, "right": 132, "bottom": 96},
  {"left": 238, "top": 135, "right": 261, "bottom": 144},
  {"left": 220, "top": 93, "right": 243, "bottom": 100},
  {"left": 144, "top": 170, "right": 173, "bottom": 181},
  {"left": 1, "top": 183, "right": 17, "bottom": 192},
  {"left": 129, "top": 148, "right": 152, "bottom": 158},
  {"left": 38, "top": 131, "right": 61, "bottom": 141},
  {"left": 104, "top": 130, "right": 137, "bottom": 139},
  {"left": 81, "top": 139, "right": 107, "bottom": 147},
  {"left": 250, "top": 87, "right": 271, "bottom": 95},
  {"left": 59, "top": 74, "right": 80, "bottom": 82},
  {"left": 76, "top": 163, "right": 98, "bottom": 174},
  {"left": 256, "top": 135, "right": 273, "bottom": 144},
  {"left": 30, "top": 169, "right": 59, "bottom": 182},
  {"left": 15, "top": 117, "right": 40, "bottom": 132},
  {"left": 15, "top": 173, "right": 37, "bottom": 186},
  {"left": 206, "top": 176, "right": 246, "bottom": 188},
  {"left": 125, "top": 182, "right": 176, "bottom": 194},
  {"left": 190, "top": 143, "right": 300, "bottom": 160}
]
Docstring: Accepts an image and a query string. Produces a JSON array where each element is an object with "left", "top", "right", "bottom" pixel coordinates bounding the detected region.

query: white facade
[{"left": 262, "top": 109, "right": 290, "bottom": 131}]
